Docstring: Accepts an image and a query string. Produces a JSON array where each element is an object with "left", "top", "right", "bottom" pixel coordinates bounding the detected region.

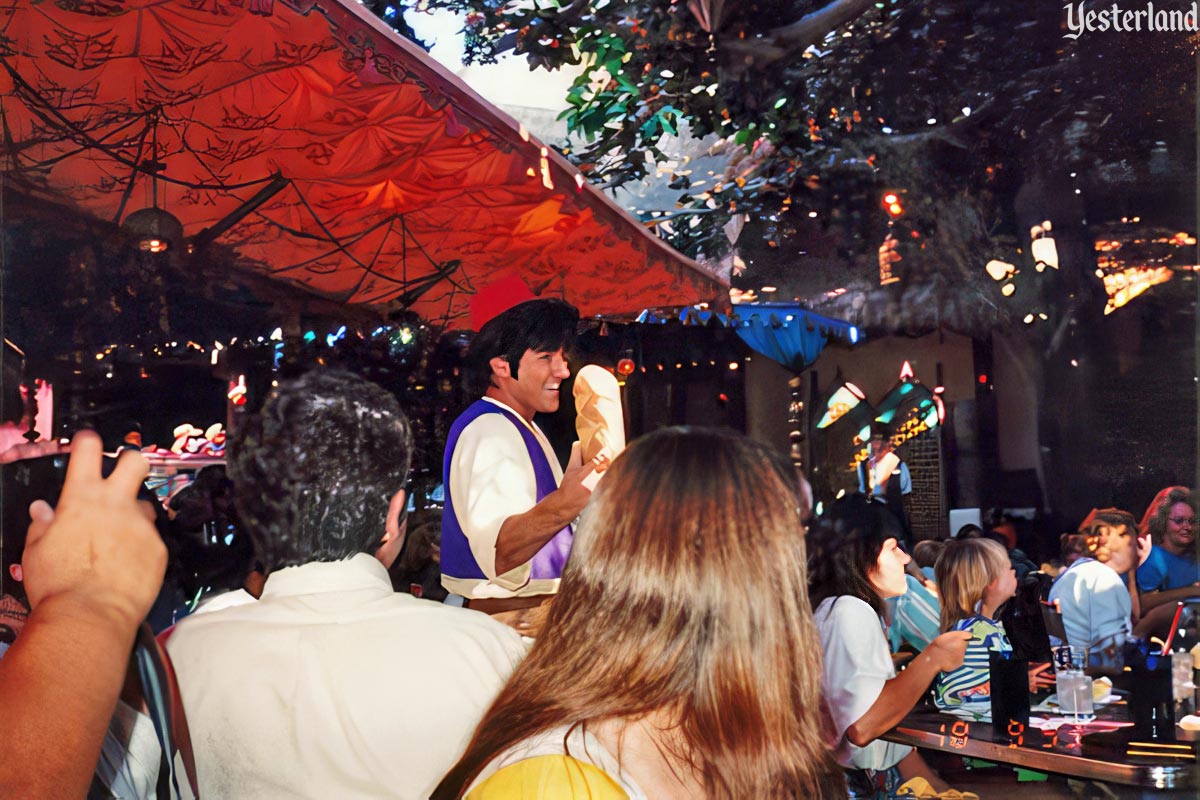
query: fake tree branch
[
  {"left": 490, "top": 0, "right": 593, "bottom": 63},
  {"left": 720, "top": 0, "right": 882, "bottom": 71}
]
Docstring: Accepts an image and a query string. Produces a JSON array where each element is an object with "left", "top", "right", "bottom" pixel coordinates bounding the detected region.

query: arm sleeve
[
  {"left": 1136, "top": 549, "right": 1166, "bottom": 592},
  {"left": 898, "top": 462, "right": 911, "bottom": 495},
  {"left": 449, "top": 415, "right": 539, "bottom": 590},
  {"left": 817, "top": 598, "right": 894, "bottom": 740},
  {"left": 895, "top": 576, "right": 940, "bottom": 651}
]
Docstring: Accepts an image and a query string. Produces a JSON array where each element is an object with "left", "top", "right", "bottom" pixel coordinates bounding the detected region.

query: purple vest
[{"left": 441, "top": 400, "right": 573, "bottom": 583}]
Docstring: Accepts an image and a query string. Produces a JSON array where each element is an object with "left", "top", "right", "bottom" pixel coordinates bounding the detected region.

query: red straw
[{"left": 1162, "top": 601, "right": 1185, "bottom": 655}]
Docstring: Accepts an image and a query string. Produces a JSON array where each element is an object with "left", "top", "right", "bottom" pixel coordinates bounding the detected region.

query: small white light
[{"left": 985, "top": 260, "right": 1016, "bottom": 281}]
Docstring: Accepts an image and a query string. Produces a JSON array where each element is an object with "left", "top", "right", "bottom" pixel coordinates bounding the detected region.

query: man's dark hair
[
  {"left": 465, "top": 298, "right": 579, "bottom": 396},
  {"left": 807, "top": 494, "right": 904, "bottom": 616},
  {"left": 228, "top": 370, "right": 412, "bottom": 573}
]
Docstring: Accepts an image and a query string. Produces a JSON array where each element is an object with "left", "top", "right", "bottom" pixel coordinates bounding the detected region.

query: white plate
[{"left": 1034, "top": 691, "right": 1117, "bottom": 712}]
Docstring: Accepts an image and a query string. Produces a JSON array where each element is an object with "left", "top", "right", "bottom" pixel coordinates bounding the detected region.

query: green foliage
[{"left": 375, "top": 2, "right": 1194, "bottom": 305}]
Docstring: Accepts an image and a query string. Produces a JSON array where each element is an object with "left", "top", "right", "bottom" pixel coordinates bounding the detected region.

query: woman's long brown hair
[{"left": 433, "top": 427, "right": 844, "bottom": 798}]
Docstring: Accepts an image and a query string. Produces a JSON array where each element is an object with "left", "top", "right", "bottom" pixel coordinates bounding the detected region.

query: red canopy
[{"left": 3, "top": 0, "right": 724, "bottom": 326}]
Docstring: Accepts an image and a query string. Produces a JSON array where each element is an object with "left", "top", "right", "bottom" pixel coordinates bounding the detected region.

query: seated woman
[
  {"left": 933, "top": 539, "right": 1054, "bottom": 721},
  {"left": 807, "top": 496, "right": 971, "bottom": 796},
  {"left": 1137, "top": 486, "right": 1188, "bottom": 566},
  {"left": 433, "top": 427, "right": 844, "bottom": 798},
  {"left": 1136, "top": 488, "right": 1200, "bottom": 616},
  {"left": 1047, "top": 509, "right": 1135, "bottom": 658}
]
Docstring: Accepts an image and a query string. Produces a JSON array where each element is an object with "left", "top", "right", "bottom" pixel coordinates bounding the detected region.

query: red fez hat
[{"left": 470, "top": 272, "right": 538, "bottom": 331}]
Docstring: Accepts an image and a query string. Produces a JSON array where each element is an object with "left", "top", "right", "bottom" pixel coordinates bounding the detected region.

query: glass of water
[
  {"left": 1057, "top": 671, "right": 1095, "bottom": 721},
  {"left": 1053, "top": 645, "right": 1095, "bottom": 722},
  {"left": 1172, "top": 651, "right": 1195, "bottom": 717}
]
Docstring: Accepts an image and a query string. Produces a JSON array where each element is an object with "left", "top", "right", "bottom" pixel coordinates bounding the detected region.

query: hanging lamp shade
[{"left": 123, "top": 207, "right": 184, "bottom": 254}]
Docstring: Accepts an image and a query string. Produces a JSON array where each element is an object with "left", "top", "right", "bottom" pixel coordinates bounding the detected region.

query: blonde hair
[
  {"left": 934, "top": 538, "right": 1010, "bottom": 631},
  {"left": 433, "top": 427, "right": 843, "bottom": 798}
]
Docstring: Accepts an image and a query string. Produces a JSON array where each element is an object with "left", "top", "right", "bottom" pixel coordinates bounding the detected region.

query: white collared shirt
[
  {"left": 443, "top": 397, "right": 565, "bottom": 599},
  {"left": 167, "top": 554, "right": 527, "bottom": 799}
]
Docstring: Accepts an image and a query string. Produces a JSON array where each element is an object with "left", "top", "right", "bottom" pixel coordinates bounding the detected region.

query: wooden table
[{"left": 882, "top": 703, "right": 1199, "bottom": 795}]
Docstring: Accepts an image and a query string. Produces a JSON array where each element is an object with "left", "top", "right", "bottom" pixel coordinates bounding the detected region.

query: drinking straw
[{"left": 1162, "top": 601, "right": 1185, "bottom": 655}]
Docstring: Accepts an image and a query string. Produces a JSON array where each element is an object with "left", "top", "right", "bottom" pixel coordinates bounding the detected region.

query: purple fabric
[{"left": 441, "top": 400, "right": 573, "bottom": 583}]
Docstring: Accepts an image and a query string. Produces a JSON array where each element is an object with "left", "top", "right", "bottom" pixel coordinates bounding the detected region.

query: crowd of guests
[{"left": 0, "top": 302, "right": 1195, "bottom": 798}]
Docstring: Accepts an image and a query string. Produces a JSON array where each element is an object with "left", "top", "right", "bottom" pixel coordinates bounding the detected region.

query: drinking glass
[
  {"left": 1053, "top": 645, "right": 1087, "bottom": 673},
  {"left": 1171, "top": 651, "right": 1195, "bottom": 717},
  {"left": 1053, "top": 645, "right": 1094, "bottom": 722}
]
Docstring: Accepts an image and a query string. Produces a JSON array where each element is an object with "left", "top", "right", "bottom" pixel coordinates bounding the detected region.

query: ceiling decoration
[{"left": 2, "top": 0, "right": 725, "bottom": 327}]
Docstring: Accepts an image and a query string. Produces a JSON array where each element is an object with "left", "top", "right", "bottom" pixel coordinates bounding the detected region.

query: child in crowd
[
  {"left": 933, "top": 538, "right": 1054, "bottom": 720},
  {"left": 1048, "top": 509, "right": 1135, "bottom": 658},
  {"left": 912, "top": 539, "right": 945, "bottom": 581}
]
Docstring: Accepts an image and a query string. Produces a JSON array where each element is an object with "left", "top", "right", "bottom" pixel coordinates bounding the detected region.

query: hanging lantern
[
  {"left": 1030, "top": 221, "right": 1059, "bottom": 270},
  {"left": 123, "top": 207, "right": 184, "bottom": 254},
  {"left": 616, "top": 358, "right": 635, "bottom": 377}
]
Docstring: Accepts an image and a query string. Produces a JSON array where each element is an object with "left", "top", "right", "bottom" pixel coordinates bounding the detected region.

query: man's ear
[{"left": 489, "top": 356, "right": 511, "bottom": 380}]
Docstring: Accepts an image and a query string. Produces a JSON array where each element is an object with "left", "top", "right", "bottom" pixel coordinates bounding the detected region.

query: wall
[
  {"left": 807, "top": 329, "right": 976, "bottom": 404},
  {"left": 744, "top": 354, "right": 793, "bottom": 458},
  {"left": 902, "top": 429, "right": 946, "bottom": 540},
  {"left": 991, "top": 332, "right": 1042, "bottom": 473}
]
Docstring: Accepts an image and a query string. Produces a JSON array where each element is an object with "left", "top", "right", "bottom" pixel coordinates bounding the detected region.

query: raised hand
[
  {"left": 1028, "top": 662, "right": 1056, "bottom": 692},
  {"left": 926, "top": 630, "right": 972, "bottom": 672},
  {"left": 21, "top": 430, "right": 166, "bottom": 629}
]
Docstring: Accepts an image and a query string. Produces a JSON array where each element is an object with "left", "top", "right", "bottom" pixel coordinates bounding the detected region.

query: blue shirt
[
  {"left": 887, "top": 574, "right": 941, "bottom": 653},
  {"left": 1137, "top": 545, "right": 1199, "bottom": 592}
]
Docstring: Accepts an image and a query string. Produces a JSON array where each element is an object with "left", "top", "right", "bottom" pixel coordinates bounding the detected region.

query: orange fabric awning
[{"left": 2, "top": 0, "right": 724, "bottom": 327}]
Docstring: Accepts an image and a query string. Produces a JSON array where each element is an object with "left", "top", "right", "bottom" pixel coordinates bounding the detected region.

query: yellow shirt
[
  {"left": 464, "top": 725, "right": 645, "bottom": 798},
  {"left": 466, "top": 755, "right": 628, "bottom": 799}
]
